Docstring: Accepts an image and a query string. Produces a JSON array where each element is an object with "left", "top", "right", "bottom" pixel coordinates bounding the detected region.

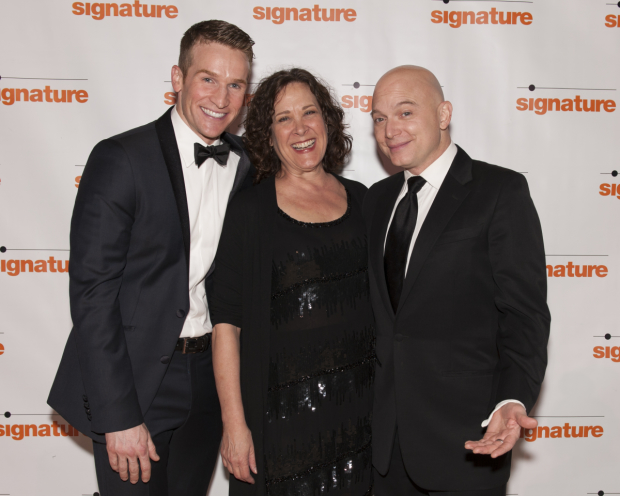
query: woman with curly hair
[{"left": 210, "top": 68, "right": 374, "bottom": 496}]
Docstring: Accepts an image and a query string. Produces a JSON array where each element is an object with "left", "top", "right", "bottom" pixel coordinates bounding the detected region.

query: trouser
[
  {"left": 93, "top": 346, "right": 222, "bottom": 496},
  {"left": 373, "top": 432, "right": 506, "bottom": 496}
]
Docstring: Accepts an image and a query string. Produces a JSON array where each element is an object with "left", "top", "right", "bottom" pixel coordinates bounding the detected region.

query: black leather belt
[{"left": 175, "top": 334, "right": 211, "bottom": 354}]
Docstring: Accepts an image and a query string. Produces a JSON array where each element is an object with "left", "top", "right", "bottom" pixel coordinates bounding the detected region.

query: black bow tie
[{"left": 194, "top": 142, "right": 231, "bottom": 167}]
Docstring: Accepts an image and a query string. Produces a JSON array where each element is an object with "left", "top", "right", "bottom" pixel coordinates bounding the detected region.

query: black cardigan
[{"left": 210, "top": 174, "right": 368, "bottom": 496}]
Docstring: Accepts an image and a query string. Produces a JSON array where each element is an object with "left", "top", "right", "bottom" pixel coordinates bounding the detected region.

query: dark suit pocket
[
  {"left": 441, "top": 369, "right": 495, "bottom": 377},
  {"left": 435, "top": 225, "right": 483, "bottom": 246}
]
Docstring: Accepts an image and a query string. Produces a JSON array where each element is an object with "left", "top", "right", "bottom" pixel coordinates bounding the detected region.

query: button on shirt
[
  {"left": 383, "top": 141, "right": 523, "bottom": 425},
  {"left": 171, "top": 106, "right": 239, "bottom": 338}
]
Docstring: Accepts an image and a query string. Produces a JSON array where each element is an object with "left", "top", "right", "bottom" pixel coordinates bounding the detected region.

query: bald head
[
  {"left": 371, "top": 65, "right": 453, "bottom": 174},
  {"left": 376, "top": 65, "right": 445, "bottom": 108}
]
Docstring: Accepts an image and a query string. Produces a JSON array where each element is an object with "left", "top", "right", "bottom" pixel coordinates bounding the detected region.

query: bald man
[{"left": 362, "top": 66, "right": 550, "bottom": 496}]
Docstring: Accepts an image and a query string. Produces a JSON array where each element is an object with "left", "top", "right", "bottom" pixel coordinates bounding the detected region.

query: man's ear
[
  {"left": 171, "top": 65, "right": 184, "bottom": 94},
  {"left": 438, "top": 101, "right": 453, "bottom": 130}
]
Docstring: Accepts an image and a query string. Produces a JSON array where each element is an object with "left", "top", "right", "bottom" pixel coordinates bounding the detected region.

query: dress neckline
[{"left": 277, "top": 188, "right": 351, "bottom": 228}]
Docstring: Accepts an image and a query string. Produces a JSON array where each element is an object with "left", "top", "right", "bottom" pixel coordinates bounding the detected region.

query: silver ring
[{"left": 497, "top": 439, "right": 504, "bottom": 443}]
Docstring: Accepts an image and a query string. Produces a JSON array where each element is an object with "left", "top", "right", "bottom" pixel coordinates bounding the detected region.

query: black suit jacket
[
  {"left": 363, "top": 146, "right": 550, "bottom": 491},
  {"left": 48, "top": 107, "right": 253, "bottom": 440}
]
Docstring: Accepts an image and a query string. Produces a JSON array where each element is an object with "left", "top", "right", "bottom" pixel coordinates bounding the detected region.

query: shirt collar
[
  {"left": 404, "top": 141, "right": 458, "bottom": 190},
  {"left": 171, "top": 105, "right": 221, "bottom": 168}
]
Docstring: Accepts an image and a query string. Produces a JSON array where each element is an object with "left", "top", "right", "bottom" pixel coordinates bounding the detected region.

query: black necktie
[
  {"left": 384, "top": 175, "right": 427, "bottom": 313},
  {"left": 194, "top": 142, "right": 231, "bottom": 167}
]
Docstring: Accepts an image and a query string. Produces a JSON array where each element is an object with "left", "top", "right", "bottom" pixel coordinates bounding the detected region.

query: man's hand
[
  {"left": 221, "top": 422, "right": 257, "bottom": 484},
  {"left": 105, "top": 423, "right": 160, "bottom": 484},
  {"left": 464, "top": 402, "right": 537, "bottom": 458}
]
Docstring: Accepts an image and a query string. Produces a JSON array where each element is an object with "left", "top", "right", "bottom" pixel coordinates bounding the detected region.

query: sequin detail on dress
[
  {"left": 269, "top": 348, "right": 376, "bottom": 392},
  {"left": 271, "top": 237, "right": 369, "bottom": 330},
  {"left": 266, "top": 193, "right": 374, "bottom": 496},
  {"left": 265, "top": 441, "right": 372, "bottom": 496}
]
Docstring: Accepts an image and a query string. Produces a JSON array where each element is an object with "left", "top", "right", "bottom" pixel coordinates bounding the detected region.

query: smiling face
[
  {"left": 171, "top": 42, "right": 249, "bottom": 144},
  {"left": 270, "top": 82, "right": 328, "bottom": 176},
  {"left": 371, "top": 67, "right": 452, "bottom": 174}
]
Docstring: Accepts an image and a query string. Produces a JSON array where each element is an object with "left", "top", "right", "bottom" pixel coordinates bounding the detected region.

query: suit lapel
[
  {"left": 155, "top": 107, "right": 191, "bottom": 272},
  {"left": 203, "top": 133, "right": 254, "bottom": 281},
  {"left": 397, "top": 147, "right": 473, "bottom": 313},
  {"left": 369, "top": 173, "right": 406, "bottom": 318},
  {"left": 222, "top": 132, "right": 254, "bottom": 204}
]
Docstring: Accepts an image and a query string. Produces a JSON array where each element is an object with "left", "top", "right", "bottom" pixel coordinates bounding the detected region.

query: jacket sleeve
[
  {"left": 69, "top": 138, "right": 143, "bottom": 434},
  {"left": 210, "top": 195, "right": 246, "bottom": 329},
  {"left": 488, "top": 172, "right": 551, "bottom": 412}
]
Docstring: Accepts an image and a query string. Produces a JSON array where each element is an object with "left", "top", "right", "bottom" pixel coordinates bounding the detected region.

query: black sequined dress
[{"left": 265, "top": 189, "right": 374, "bottom": 496}]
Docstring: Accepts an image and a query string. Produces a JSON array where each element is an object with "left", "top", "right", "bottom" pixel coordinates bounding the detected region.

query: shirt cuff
[{"left": 481, "top": 400, "right": 526, "bottom": 427}]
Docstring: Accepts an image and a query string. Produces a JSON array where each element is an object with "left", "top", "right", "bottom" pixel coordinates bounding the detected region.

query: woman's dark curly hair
[{"left": 243, "top": 68, "right": 352, "bottom": 184}]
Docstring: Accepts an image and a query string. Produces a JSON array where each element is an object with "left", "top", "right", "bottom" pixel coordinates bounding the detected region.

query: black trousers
[
  {"left": 93, "top": 346, "right": 222, "bottom": 496},
  {"left": 373, "top": 432, "right": 506, "bottom": 496}
]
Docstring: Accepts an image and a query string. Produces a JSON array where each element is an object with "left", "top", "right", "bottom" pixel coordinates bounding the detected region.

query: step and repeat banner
[{"left": 0, "top": 0, "right": 619, "bottom": 495}]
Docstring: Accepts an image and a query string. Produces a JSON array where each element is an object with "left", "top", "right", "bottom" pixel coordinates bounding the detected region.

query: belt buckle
[
  {"left": 182, "top": 337, "right": 206, "bottom": 354},
  {"left": 184, "top": 338, "right": 197, "bottom": 354}
]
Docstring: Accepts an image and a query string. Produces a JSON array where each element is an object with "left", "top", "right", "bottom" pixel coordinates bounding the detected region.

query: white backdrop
[{"left": 1, "top": 1, "right": 619, "bottom": 495}]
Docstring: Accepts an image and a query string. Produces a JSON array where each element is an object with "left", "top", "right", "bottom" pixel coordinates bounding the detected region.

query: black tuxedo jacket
[
  {"left": 363, "top": 146, "right": 550, "bottom": 491},
  {"left": 48, "top": 107, "right": 254, "bottom": 440}
]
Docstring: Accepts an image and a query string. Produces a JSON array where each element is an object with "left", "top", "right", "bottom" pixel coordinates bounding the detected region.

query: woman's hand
[
  {"left": 212, "top": 324, "right": 256, "bottom": 483},
  {"left": 221, "top": 421, "right": 257, "bottom": 484}
]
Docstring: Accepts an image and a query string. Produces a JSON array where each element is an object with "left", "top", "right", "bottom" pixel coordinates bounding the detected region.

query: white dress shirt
[
  {"left": 171, "top": 107, "right": 240, "bottom": 338},
  {"left": 384, "top": 142, "right": 458, "bottom": 269},
  {"left": 383, "top": 141, "right": 524, "bottom": 426}
]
